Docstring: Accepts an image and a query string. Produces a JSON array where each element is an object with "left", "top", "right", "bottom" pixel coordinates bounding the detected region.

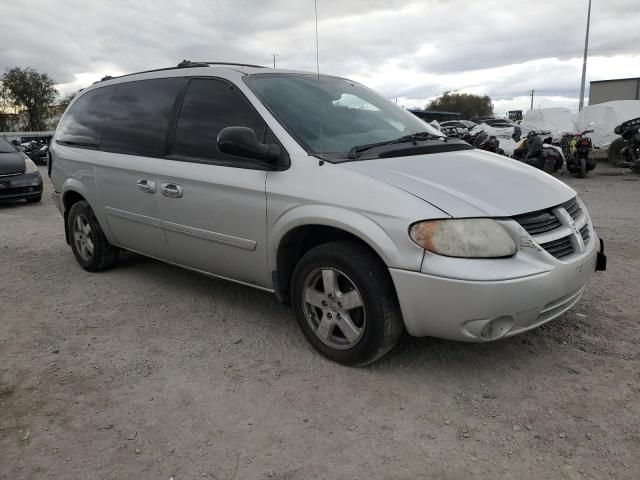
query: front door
[{"left": 157, "top": 78, "right": 272, "bottom": 288}]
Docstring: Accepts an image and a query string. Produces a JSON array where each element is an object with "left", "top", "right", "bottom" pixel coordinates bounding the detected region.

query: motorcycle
[
  {"left": 20, "top": 139, "right": 50, "bottom": 166},
  {"left": 612, "top": 117, "right": 640, "bottom": 173},
  {"left": 560, "top": 129, "right": 595, "bottom": 178},
  {"left": 460, "top": 130, "right": 504, "bottom": 155},
  {"left": 512, "top": 131, "right": 563, "bottom": 173}
]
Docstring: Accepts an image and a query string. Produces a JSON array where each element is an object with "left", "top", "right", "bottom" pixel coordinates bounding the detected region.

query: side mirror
[{"left": 217, "top": 126, "right": 281, "bottom": 163}]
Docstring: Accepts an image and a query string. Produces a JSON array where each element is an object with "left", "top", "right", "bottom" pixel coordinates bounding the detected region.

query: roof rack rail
[
  {"left": 203, "top": 62, "right": 267, "bottom": 69},
  {"left": 95, "top": 60, "right": 265, "bottom": 83},
  {"left": 176, "top": 60, "right": 209, "bottom": 68}
]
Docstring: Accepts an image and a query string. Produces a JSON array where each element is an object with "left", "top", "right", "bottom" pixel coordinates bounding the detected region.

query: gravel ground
[{"left": 1, "top": 165, "right": 639, "bottom": 479}]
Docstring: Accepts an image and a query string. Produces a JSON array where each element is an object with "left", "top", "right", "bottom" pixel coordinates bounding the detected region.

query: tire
[
  {"left": 25, "top": 195, "right": 42, "bottom": 203},
  {"left": 290, "top": 240, "right": 404, "bottom": 366},
  {"left": 578, "top": 157, "right": 587, "bottom": 178},
  {"left": 542, "top": 157, "right": 554, "bottom": 174},
  {"left": 608, "top": 138, "right": 626, "bottom": 166},
  {"left": 553, "top": 155, "right": 564, "bottom": 172},
  {"left": 67, "top": 201, "right": 119, "bottom": 272}
]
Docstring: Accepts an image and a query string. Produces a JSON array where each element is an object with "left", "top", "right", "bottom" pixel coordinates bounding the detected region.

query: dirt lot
[{"left": 1, "top": 165, "right": 639, "bottom": 479}]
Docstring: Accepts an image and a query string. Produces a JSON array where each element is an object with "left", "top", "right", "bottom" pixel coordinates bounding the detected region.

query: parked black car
[{"left": 0, "top": 136, "right": 43, "bottom": 203}]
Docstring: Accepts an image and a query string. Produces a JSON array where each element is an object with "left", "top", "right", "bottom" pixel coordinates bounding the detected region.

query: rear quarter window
[{"left": 56, "top": 87, "right": 114, "bottom": 147}]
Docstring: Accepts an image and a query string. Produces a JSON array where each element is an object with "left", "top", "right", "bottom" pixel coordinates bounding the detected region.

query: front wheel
[
  {"left": 291, "top": 241, "right": 404, "bottom": 366},
  {"left": 578, "top": 157, "right": 587, "bottom": 178},
  {"left": 542, "top": 157, "right": 554, "bottom": 173},
  {"left": 67, "top": 201, "right": 119, "bottom": 272}
]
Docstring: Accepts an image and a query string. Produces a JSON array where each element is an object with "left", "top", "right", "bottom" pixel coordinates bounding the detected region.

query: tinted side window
[
  {"left": 56, "top": 87, "right": 113, "bottom": 147},
  {"left": 100, "top": 78, "right": 184, "bottom": 157},
  {"left": 171, "top": 78, "right": 267, "bottom": 162}
]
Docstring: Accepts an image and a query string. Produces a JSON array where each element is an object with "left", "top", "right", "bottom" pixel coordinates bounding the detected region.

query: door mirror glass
[{"left": 217, "top": 126, "right": 281, "bottom": 163}]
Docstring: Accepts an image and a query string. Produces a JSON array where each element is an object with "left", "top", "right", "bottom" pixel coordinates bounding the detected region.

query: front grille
[
  {"left": 580, "top": 224, "right": 590, "bottom": 243},
  {"left": 562, "top": 197, "right": 583, "bottom": 220},
  {"left": 540, "top": 235, "right": 574, "bottom": 259},
  {"left": 514, "top": 210, "right": 562, "bottom": 235},
  {"left": 0, "top": 186, "right": 38, "bottom": 198},
  {"left": 514, "top": 196, "right": 591, "bottom": 260}
]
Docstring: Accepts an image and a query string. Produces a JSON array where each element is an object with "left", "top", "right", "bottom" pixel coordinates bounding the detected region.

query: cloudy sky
[{"left": 2, "top": 0, "right": 639, "bottom": 115}]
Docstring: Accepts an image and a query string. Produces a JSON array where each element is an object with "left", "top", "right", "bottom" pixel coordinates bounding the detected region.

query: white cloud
[{"left": 1, "top": 0, "right": 638, "bottom": 116}]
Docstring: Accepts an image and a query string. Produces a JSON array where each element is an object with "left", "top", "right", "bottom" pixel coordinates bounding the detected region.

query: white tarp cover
[
  {"left": 574, "top": 100, "right": 640, "bottom": 148},
  {"left": 518, "top": 102, "right": 640, "bottom": 148},
  {"left": 520, "top": 108, "right": 575, "bottom": 140},
  {"left": 469, "top": 123, "right": 514, "bottom": 138}
]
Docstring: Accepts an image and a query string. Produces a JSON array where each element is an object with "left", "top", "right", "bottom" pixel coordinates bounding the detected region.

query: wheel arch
[
  {"left": 61, "top": 184, "right": 89, "bottom": 245},
  {"left": 270, "top": 206, "right": 421, "bottom": 304},
  {"left": 60, "top": 178, "right": 112, "bottom": 245}
]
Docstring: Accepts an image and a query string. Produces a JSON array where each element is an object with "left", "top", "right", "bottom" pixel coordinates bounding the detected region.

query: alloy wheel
[
  {"left": 301, "top": 267, "right": 366, "bottom": 350},
  {"left": 73, "top": 214, "right": 94, "bottom": 261}
]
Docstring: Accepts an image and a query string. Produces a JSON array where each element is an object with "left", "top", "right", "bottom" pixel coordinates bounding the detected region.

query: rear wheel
[
  {"left": 553, "top": 155, "right": 564, "bottom": 171},
  {"left": 67, "top": 201, "right": 119, "bottom": 272},
  {"left": 542, "top": 156, "right": 554, "bottom": 173},
  {"left": 578, "top": 157, "right": 587, "bottom": 178},
  {"left": 608, "top": 138, "right": 626, "bottom": 166},
  {"left": 291, "top": 241, "right": 404, "bottom": 366}
]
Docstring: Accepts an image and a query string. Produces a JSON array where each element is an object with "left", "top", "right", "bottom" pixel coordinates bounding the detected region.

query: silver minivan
[{"left": 50, "top": 61, "right": 606, "bottom": 365}]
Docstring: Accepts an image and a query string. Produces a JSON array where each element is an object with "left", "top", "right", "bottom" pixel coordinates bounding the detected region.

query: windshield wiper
[{"left": 347, "top": 132, "right": 445, "bottom": 159}]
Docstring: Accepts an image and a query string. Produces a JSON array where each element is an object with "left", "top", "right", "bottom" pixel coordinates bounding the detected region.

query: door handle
[
  {"left": 160, "top": 182, "right": 183, "bottom": 198},
  {"left": 137, "top": 179, "right": 156, "bottom": 193}
]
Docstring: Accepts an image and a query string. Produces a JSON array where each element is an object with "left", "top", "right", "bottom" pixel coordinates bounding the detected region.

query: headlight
[
  {"left": 24, "top": 156, "right": 39, "bottom": 174},
  {"left": 409, "top": 219, "right": 517, "bottom": 258}
]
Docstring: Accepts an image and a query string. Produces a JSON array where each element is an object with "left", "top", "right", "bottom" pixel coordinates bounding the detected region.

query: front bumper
[
  {"left": 53, "top": 190, "right": 63, "bottom": 214},
  {"left": 390, "top": 231, "right": 604, "bottom": 342},
  {"left": 0, "top": 172, "right": 42, "bottom": 200}
]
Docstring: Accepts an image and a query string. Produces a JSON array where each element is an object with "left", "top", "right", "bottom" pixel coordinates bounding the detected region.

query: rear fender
[{"left": 61, "top": 178, "right": 116, "bottom": 245}]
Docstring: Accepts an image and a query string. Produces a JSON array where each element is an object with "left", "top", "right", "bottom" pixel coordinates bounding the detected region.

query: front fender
[{"left": 269, "top": 204, "right": 425, "bottom": 272}]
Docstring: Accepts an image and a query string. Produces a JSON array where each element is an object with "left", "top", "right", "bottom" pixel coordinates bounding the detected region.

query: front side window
[
  {"left": 56, "top": 87, "right": 114, "bottom": 147},
  {"left": 100, "top": 78, "right": 184, "bottom": 157},
  {"left": 244, "top": 73, "right": 441, "bottom": 158},
  {"left": 171, "top": 78, "right": 268, "bottom": 163}
]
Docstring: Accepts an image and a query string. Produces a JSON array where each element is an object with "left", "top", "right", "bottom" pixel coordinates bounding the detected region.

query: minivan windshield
[
  {"left": 244, "top": 74, "right": 442, "bottom": 158},
  {"left": 0, "top": 136, "right": 17, "bottom": 153}
]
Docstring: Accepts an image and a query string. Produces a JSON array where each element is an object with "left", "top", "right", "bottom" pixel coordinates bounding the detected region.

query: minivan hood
[
  {"left": 0, "top": 152, "right": 26, "bottom": 175},
  {"left": 340, "top": 149, "right": 575, "bottom": 217}
]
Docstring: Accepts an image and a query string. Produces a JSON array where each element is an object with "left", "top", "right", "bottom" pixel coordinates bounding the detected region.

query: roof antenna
[{"left": 314, "top": 0, "right": 325, "bottom": 166}]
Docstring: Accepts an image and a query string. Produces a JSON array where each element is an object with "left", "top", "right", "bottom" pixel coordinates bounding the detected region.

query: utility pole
[
  {"left": 578, "top": 0, "right": 592, "bottom": 111},
  {"left": 270, "top": 53, "right": 279, "bottom": 69},
  {"left": 530, "top": 89, "right": 534, "bottom": 110}
]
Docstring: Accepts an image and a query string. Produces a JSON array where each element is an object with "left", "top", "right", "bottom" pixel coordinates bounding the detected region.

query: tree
[
  {"left": 1, "top": 67, "right": 57, "bottom": 131},
  {"left": 58, "top": 90, "right": 79, "bottom": 110},
  {"left": 427, "top": 91, "right": 493, "bottom": 119}
]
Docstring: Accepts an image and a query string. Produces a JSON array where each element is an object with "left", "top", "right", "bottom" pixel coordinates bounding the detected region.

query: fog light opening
[{"left": 480, "top": 316, "right": 514, "bottom": 340}]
